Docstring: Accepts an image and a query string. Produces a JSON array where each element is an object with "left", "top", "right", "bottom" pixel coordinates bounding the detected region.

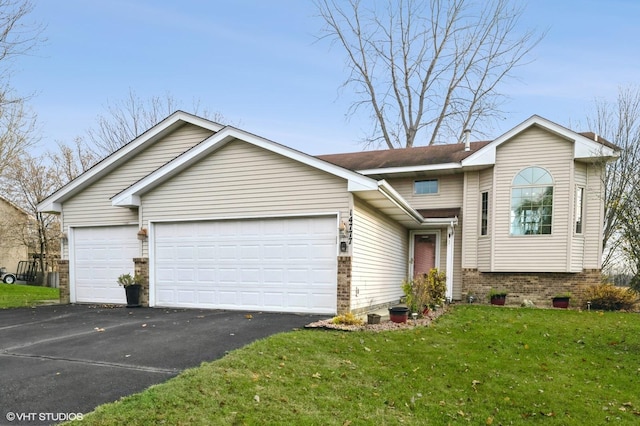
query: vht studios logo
[{"left": 5, "top": 412, "right": 84, "bottom": 422}]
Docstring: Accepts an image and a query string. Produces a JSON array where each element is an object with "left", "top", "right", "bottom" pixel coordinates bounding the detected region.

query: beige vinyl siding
[
  {"left": 62, "top": 124, "right": 214, "bottom": 231},
  {"left": 141, "top": 140, "right": 351, "bottom": 256},
  {"left": 386, "top": 174, "right": 464, "bottom": 210},
  {"left": 461, "top": 172, "right": 479, "bottom": 268},
  {"left": 477, "top": 167, "right": 494, "bottom": 271},
  {"left": 492, "top": 127, "right": 573, "bottom": 272},
  {"left": 570, "top": 162, "right": 587, "bottom": 271},
  {"left": 351, "top": 197, "right": 408, "bottom": 311},
  {"left": 583, "top": 163, "right": 605, "bottom": 268}
]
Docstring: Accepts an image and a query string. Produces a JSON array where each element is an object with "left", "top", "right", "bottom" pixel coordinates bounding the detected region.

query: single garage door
[
  {"left": 73, "top": 226, "right": 139, "bottom": 304},
  {"left": 153, "top": 216, "right": 337, "bottom": 313}
]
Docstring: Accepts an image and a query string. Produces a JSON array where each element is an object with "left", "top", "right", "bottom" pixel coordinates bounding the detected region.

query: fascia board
[
  {"left": 357, "top": 163, "right": 462, "bottom": 175},
  {"left": 37, "top": 200, "right": 62, "bottom": 214},
  {"left": 37, "top": 111, "right": 224, "bottom": 212},
  {"left": 113, "top": 127, "right": 380, "bottom": 206},
  {"left": 574, "top": 137, "right": 616, "bottom": 159}
]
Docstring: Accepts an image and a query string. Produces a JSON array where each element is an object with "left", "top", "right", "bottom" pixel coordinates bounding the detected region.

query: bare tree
[
  {"left": 88, "top": 89, "right": 228, "bottom": 156},
  {"left": 315, "top": 0, "right": 543, "bottom": 148},
  {"left": 0, "top": 0, "right": 43, "bottom": 179},
  {"left": 47, "top": 137, "right": 100, "bottom": 188},
  {"left": 586, "top": 86, "right": 640, "bottom": 276},
  {"left": 3, "top": 153, "right": 60, "bottom": 284},
  {"left": 0, "top": 98, "right": 37, "bottom": 173}
]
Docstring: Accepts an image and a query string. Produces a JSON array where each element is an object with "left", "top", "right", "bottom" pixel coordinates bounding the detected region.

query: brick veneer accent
[
  {"left": 462, "top": 268, "right": 602, "bottom": 307},
  {"left": 57, "top": 259, "right": 70, "bottom": 304},
  {"left": 133, "top": 257, "right": 150, "bottom": 307},
  {"left": 337, "top": 256, "right": 352, "bottom": 314}
]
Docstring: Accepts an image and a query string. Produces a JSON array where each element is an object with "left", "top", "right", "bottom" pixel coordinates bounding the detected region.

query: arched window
[{"left": 510, "top": 167, "right": 553, "bottom": 235}]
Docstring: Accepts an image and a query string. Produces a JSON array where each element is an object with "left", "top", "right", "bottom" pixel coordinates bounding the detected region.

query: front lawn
[
  {"left": 0, "top": 283, "right": 59, "bottom": 308},
  {"left": 71, "top": 306, "right": 640, "bottom": 425}
]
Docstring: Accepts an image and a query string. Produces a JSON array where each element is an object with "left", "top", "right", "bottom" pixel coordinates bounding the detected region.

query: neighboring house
[
  {"left": 0, "top": 196, "right": 32, "bottom": 274},
  {"left": 37, "top": 112, "right": 619, "bottom": 314}
]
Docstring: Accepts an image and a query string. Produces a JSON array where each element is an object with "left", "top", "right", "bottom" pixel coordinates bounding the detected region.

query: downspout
[{"left": 446, "top": 219, "right": 456, "bottom": 302}]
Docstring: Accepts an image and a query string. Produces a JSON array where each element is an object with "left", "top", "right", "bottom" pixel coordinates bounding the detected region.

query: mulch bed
[{"left": 305, "top": 306, "right": 449, "bottom": 332}]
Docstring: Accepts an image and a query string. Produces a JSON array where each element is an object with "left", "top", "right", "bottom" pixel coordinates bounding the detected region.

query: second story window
[
  {"left": 415, "top": 179, "right": 438, "bottom": 194},
  {"left": 510, "top": 167, "right": 554, "bottom": 235}
]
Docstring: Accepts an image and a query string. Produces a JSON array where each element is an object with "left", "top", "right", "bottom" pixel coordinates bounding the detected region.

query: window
[
  {"left": 575, "top": 187, "right": 584, "bottom": 234},
  {"left": 415, "top": 179, "right": 438, "bottom": 194},
  {"left": 481, "top": 191, "right": 489, "bottom": 236},
  {"left": 510, "top": 167, "right": 553, "bottom": 235}
]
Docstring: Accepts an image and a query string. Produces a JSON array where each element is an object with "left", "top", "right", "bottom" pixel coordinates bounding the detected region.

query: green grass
[
  {"left": 0, "top": 283, "right": 59, "bottom": 308},
  {"left": 71, "top": 306, "right": 640, "bottom": 425}
]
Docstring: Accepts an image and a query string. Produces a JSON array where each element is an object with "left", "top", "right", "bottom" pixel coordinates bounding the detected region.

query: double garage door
[{"left": 72, "top": 217, "right": 337, "bottom": 313}]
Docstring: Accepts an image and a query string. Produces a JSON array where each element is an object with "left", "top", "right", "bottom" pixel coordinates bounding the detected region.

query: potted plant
[
  {"left": 488, "top": 288, "right": 508, "bottom": 306},
  {"left": 552, "top": 292, "right": 571, "bottom": 308},
  {"left": 388, "top": 305, "right": 410, "bottom": 323},
  {"left": 117, "top": 273, "right": 143, "bottom": 308}
]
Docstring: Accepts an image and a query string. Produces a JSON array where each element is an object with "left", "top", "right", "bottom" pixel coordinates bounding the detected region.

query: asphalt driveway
[{"left": 0, "top": 304, "right": 325, "bottom": 425}]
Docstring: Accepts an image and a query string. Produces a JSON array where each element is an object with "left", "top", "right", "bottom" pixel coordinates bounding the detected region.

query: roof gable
[
  {"left": 111, "top": 126, "right": 380, "bottom": 208},
  {"left": 462, "top": 115, "right": 620, "bottom": 168},
  {"left": 37, "top": 111, "right": 224, "bottom": 213}
]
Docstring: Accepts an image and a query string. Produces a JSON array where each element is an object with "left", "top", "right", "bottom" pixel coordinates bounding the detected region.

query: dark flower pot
[
  {"left": 490, "top": 295, "right": 506, "bottom": 306},
  {"left": 125, "top": 284, "right": 142, "bottom": 308},
  {"left": 367, "top": 313, "right": 381, "bottom": 324},
  {"left": 388, "top": 306, "right": 409, "bottom": 323},
  {"left": 552, "top": 297, "right": 570, "bottom": 309}
]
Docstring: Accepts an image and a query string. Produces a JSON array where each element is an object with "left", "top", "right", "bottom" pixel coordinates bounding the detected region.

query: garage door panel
[
  {"left": 154, "top": 217, "right": 337, "bottom": 313},
  {"left": 73, "top": 226, "right": 139, "bottom": 304}
]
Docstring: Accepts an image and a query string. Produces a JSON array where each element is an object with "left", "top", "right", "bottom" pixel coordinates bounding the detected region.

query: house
[
  {"left": 0, "top": 196, "right": 33, "bottom": 275},
  {"left": 37, "top": 112, "right": 619, "bottom": 313}
]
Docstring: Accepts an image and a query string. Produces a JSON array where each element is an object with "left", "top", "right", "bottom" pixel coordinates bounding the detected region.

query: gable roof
[
  {"left": 316, "top": 115, "right": 620, "bottom": 175},
  {"left": 37, "top": 111, "right": 225, "bottom": 213},
  {"left": 110, "top": 125, "right": 430, "bottom": 228},
  {"left": 462, "top": 115, "right": 620, "bottom": 168},
  {"left": 111, "top": 125, "right": 381, "bottom": 208}
]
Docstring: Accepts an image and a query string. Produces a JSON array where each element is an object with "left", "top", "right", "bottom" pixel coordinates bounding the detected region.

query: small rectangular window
[
  {"left": 481, "top": 191, "right": 489, "bottom": 236},
  {"left": 415, "top": 179, "right": 438, "bottom": 194},
  {"left": 575, "top": 187, "right": 584, "bottom": 234}
]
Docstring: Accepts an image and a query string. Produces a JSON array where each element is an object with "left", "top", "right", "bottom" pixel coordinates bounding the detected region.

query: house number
[{"left": 348, "top": 209, "right": 353, "bottom": 244}]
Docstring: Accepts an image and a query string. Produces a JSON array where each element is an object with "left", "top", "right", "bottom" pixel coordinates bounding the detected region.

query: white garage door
[
  {"left": 73, "top": 226, "right": 139, "bottom": 304},
  {"left": 153, "top": 216, "right": 337, "bottom": 313}
]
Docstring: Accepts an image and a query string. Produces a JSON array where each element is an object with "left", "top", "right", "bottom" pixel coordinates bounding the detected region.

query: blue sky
[{"left": 12, "top": 0, "right": 640, "bottom": 155}]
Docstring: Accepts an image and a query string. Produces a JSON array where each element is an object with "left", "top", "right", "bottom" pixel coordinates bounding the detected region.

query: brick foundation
[
  {"left": 133, "top": 258, "right": 149, "bottom": 307},
  {"left": 57, "top": 259, "right": 70, "bottom": 304},
  {"left": 337, "top": 256, "right": 352, "bottom": 314},
  {"left": 462, "top": 268, "right": 602, "bottom": 307}
]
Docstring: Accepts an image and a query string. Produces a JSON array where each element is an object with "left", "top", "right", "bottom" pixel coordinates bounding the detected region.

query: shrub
[
  {"left": 402, "top": 268, "right": 447, "bottom": 317},
  {"left": 331, "top": 312, "right": 364, "bottom": 326},
  {"left": 583, "top": 284, "right": 638, "bottom": 311},
  {"left": 487, "top": 288, "right": 508, "bottom": 300}
]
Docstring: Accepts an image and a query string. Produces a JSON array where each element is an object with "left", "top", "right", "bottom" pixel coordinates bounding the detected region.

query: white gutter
[{"left": 376, "top": 180, "right": 424, "bottom": 224}]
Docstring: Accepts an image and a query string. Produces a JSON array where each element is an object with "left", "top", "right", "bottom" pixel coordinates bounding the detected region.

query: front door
[{"left": 413, "top": 233, "right": 436, "bottom": 277}]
